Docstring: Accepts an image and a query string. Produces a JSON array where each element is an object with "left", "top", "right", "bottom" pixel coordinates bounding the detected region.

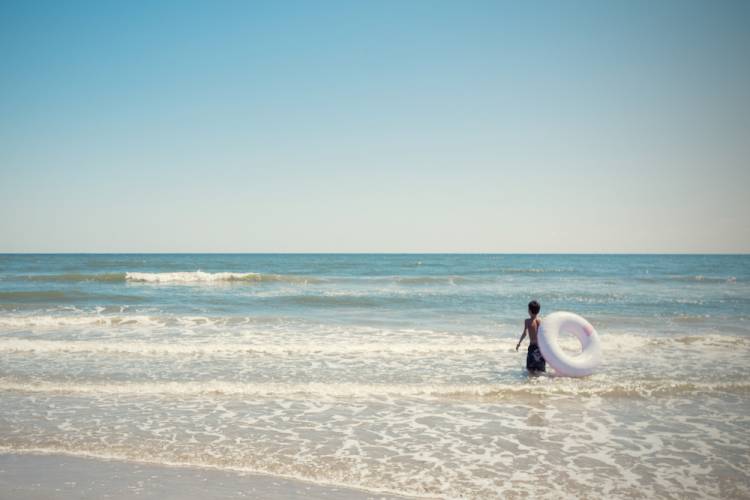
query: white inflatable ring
[{"left": 538, "top": 311, "right": 602, "bottom": 377}]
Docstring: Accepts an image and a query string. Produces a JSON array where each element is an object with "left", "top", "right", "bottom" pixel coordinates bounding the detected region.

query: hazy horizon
[
  {"left": 2, "top": 1, "right": 749, "bottom": 253},
  {"left": 0, "top": 251, "right": 747, "bottom": 256}
]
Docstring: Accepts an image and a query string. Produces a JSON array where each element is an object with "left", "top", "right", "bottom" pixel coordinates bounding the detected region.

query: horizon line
[{"left": 1, "top": 252, "right": 748, "bottom": 256}]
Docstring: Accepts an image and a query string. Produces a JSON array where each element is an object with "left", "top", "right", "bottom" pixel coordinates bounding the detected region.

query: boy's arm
[{"left": 516, "top": 323, "right": 527, "bottom": 351}]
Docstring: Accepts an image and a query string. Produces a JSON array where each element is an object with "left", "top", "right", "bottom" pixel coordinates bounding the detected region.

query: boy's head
[{"left": 528, "top": 300, "right": 541, "bottom": 315}]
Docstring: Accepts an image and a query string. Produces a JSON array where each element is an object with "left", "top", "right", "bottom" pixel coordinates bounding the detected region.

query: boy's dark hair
[{"left": 528, "top": 300, "right": 541, "bottom": 314}]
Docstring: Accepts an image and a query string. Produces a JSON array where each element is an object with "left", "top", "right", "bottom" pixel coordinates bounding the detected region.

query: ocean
[{"left": 0, "top": 254, "right": 748, "bottom": 498}]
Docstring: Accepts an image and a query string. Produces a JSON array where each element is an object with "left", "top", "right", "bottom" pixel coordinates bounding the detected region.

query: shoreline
[{"left": 0, "top": 452, "right": 411, "bottom": 500}]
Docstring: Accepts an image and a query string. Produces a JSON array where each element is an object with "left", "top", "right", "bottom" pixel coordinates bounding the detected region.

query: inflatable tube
[{"left": 538, "top": 312, "right": 602, "bottom": 377}]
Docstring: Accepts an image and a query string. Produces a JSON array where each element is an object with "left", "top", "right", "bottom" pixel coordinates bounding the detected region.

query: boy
[{"left": 515, "top": 300, "right": 545, "bottom": 373}]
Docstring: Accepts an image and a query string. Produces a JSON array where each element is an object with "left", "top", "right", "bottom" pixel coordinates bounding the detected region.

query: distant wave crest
[
  {"left": 125, "top": 271, "right": 316, "bottom": 284},
  {"left": 637, "top": 274, "right": 738, "bottom": 284},
  {"left": 24, "top": 273, "right": 127, "bottom": 283},
  {"left": 500, "top": 267, "right": 574, "bottom": 274},
  {"left": 13, "top": 271, "right": 317, "bottom": 285}
]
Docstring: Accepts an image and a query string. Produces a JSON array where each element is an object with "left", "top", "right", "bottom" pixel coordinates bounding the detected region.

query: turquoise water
[{"left": 0, "top": 254, "right": 748, "bottom": 498}]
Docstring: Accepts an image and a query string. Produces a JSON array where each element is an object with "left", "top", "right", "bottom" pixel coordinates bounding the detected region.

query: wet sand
[{"left": 0, "top": 453, "right": 408, "bottom": 500}]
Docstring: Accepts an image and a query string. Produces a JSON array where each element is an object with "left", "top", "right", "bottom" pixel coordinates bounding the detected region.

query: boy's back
[
  {"left": 525, "top": 317, "right": 540, "bottom": 345},
  {"left": 516, "top": 300, "right": 545, "bottom": 373}
]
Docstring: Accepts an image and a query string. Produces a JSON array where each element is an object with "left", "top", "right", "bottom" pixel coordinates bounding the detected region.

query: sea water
[{"left": 0, "top": 254, "right": 747, "bottom": 498}]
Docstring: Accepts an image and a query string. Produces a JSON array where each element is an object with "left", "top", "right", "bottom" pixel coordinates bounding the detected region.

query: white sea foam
[
  {"left": 126, "top": 271, "right": 259, "bottom": 282},
  {"left": 0, "top": 313, "right": 345, "bottom": 332},
  {"left": 0, "top": 338, "right": 504, "bottom": 356},
  {"left": 0, "top": 314, "right": 166, "bottom": 329},
  {"left": 601, "top": 332, "right": 749, "bottom": 351},
  {"left": 0, "top": 313, "right": 744, "bottom": 352},
  {"left": 125, "top": 271, "right": 314, "bottom": 284},
  {"left": 1, "top": 378, "right": 746, "bottom": 399}
]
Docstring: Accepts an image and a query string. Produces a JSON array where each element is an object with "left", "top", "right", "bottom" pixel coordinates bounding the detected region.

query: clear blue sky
[{"left": 1, "top": 0, "right": 748, "bottom": 252}]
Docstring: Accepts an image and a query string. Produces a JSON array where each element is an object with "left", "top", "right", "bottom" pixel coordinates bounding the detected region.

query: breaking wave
[
  {"left": 125, "top": 271, "right": 317, "bottom": 284},
  {"left": 11, "top": 271, "right": 318, "bottom": 285}
]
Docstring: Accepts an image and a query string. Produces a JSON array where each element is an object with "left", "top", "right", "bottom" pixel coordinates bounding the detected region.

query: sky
[{"left": 1, "top": 0, "right": 748, "bottom": 253}]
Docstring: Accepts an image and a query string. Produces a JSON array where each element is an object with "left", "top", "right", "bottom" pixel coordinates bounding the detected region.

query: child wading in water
[{"left": 516, "top": 300, "right": 546, "bottom": 373}]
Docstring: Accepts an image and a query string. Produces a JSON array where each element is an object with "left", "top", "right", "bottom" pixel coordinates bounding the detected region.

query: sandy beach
[{"left": 0, "top": 453, "right": 407, "bottom": 500}]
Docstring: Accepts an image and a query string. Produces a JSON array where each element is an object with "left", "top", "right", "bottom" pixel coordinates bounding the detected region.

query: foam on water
[
  {"left": 0, "top": 314, "right": 166, "bottom": 328},
  {"left": 1, "top": 386, "right": 747, "bottom": 499},
  {"left": 0, "top": 337, "right": 506, "bottom": 356},
  {"left": 1, "top": 377, "right": 747, "bottom": 399}
]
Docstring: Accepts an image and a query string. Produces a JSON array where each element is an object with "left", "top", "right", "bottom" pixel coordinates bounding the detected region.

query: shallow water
[{"left": 0, "top": 254, "right": 748, "bottom": 498}]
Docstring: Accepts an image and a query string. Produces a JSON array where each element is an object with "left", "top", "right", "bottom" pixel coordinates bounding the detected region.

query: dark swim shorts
[{"left": 527, "top": 343, "right": 546, "bottom": 372}]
